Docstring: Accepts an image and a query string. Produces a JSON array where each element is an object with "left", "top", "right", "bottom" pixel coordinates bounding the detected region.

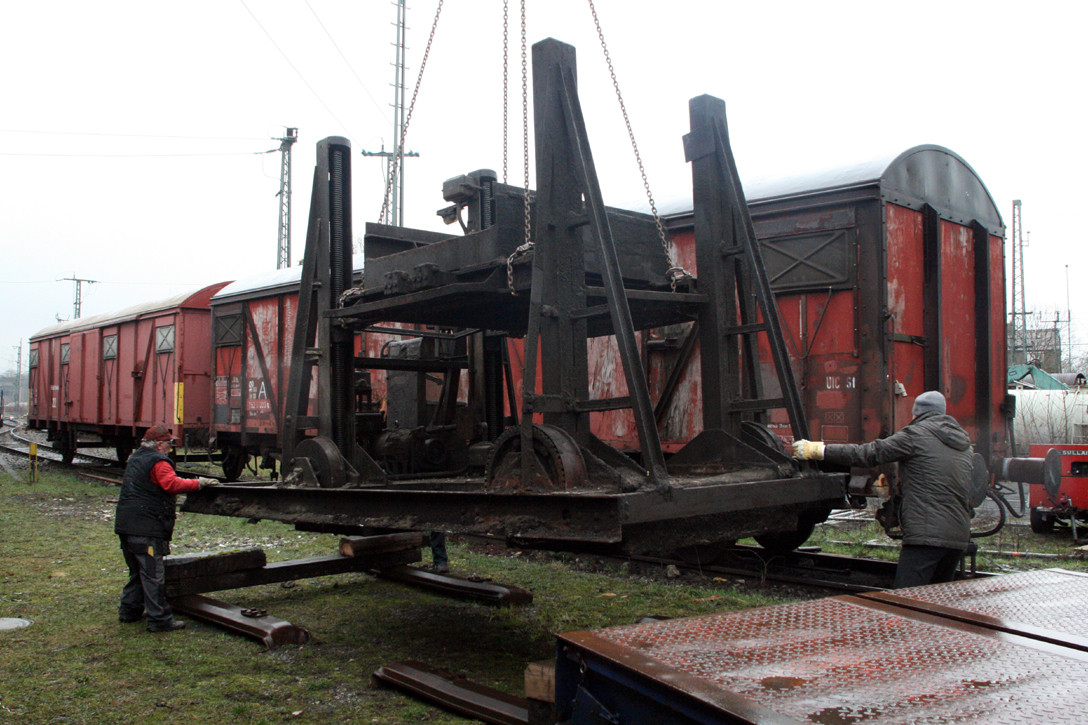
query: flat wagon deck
[{"left": 555, "top": 569, "right": 1088, "bottom": 723}]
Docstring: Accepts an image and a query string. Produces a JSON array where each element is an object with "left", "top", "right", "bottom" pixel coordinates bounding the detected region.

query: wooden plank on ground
[
  {"left": 165, "top": 548, "right": 421, "bottom": 597},
  {"left": 339, "top": 532, "right": 427, "bottom": 557},
  {"left": 523, "top": 660, "right": 555, "bottom": 702},
  {"left": 164, "top": 548, "right": 267, "bottom": 581}
]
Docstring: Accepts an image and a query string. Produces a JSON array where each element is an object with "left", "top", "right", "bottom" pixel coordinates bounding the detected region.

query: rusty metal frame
[
  {"left": 684, "top": 95, "right": 807, "bottom": 441},
  {"left": 184, "top": 473, "right": 842, "bottom": 549},
  {"left": 184, "top": 38, "right": 848, "bottom": 552},
  {"left": 532, "top": 39, "right": 668, "bottom": 485}
]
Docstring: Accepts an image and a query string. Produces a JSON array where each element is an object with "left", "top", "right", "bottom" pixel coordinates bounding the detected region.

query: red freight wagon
[
  {"left": 27, "top": 282, "right": 228, "bottom": 463},
  {"left": 208, "top": 261, "right": 393, "bottom": 480},
  {"left": 652, "top": 145, "right": 1007, "bottom": 467}
]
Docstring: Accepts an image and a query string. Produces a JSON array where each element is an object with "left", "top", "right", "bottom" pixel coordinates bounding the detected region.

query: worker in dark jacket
[
  {"left": 115, "top": 423, "right": 217, "bottom": 632},
  {"left": 792, "top": 391, "right": 973, "bottom": 588}
]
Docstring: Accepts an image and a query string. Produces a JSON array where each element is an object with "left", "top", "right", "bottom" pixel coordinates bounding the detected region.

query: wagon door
[
  {"left": 754, "top": 206, "right": 863, "bottom": 445},
  {"left": 101, "top": 329, "right": 120, "bottom": 426},
  {"left": 885, "top": 203, "right": 926, "bottom": 430}
]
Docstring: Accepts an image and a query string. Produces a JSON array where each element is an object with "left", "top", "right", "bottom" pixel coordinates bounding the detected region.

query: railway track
[
  {"left": 473, "top": 534, "right": 991, "bottom": 596},
  {"left": 0, "top": 424, "right": 226, "bottom": 483}
]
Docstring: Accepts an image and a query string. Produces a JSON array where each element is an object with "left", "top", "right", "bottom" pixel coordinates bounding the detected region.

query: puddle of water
[{"left": 0, "top": 618, "right": 33, "bottom": 631}]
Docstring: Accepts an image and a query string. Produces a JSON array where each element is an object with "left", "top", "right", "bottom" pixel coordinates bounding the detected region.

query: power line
[
  {"left": 0, "top": 129, "right": 268, "bottom": 141},
  {"left": 0, "top": 150, "right": 275, "bottom": 158},
  {"left": 304, "top": 0, "right": 391, "bottom": 125},
  {"left": 238, "top": 0, "right": 357, "bottom": 139}
]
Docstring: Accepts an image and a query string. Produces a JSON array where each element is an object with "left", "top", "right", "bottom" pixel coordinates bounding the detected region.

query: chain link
[
  {"left": 585, "top": 0, "right": 689, "bottom": 291},
  {"left": 506, "top": 0, "right": 533, "bottom": 293},
  {"left": 502, "top": 0, "right": 509, "bottom": 184},
  {"left": 379, "top": 0, "right": 445, "bottom": 225}
]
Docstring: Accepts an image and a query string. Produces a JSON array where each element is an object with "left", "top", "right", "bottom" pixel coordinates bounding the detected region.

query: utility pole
[
  {"left": 1009, "top": 200, "right": 1029, "bottom": 365},
  {"left": 276, "top": 127, "right": 298, "bottom": 269},
  {"left": 58, "top": 275, "right": 98, "bottom": 319},
  {"left": 13, "top": 341, "right": 21, "bottom": 415},
  {"left": 361, "top": 0, "right": 418, "bottom": 227},
  {"left": 1067, "top": 265, "right": 1074, "bottom": 373}
]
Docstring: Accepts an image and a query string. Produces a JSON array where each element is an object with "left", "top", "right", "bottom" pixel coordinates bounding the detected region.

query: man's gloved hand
[
  {"left": 791, "top": 440, "right": 825, "bottom": 460},
  {"left": 197, "top": 477, "right": 220, "bottom": 489}
]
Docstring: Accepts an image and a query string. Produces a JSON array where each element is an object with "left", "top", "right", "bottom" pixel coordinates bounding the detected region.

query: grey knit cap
[{"left": 911, "top": 390, "right": 946, "bottom": 416}]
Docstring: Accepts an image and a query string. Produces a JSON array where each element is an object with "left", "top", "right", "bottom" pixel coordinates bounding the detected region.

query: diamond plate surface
[
  {"left": 588, "top": 596, "right": 1088, "bottom": 723},
  {"left": 877, "top": 568, "right": 1088, "bottom": 641}
]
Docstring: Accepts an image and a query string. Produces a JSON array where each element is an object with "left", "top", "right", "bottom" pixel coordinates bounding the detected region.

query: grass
[
  {"left": 0, "top": 466, "right": 784, "bottom": 724},
  {"left": 807, "top": 502, "right": 1088, "bottom": 574}
]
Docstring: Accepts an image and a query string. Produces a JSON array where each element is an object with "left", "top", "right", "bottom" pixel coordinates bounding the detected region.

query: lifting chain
[
  {"left": 502, "top": 0, "right": 509, "bottom": 184},
  {"left": 379, "top": 0, "right": 445, "bottom": 225},
  {"left": 506, "top": 0, "right": 533, "bottom": 294},
  {"left": 585, "top": 0, "right": 690, "bottom": 291}
]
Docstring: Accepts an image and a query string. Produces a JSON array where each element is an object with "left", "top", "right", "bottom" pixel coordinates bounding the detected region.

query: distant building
[
  {"left": 1054, "top": 372, "right": 1087, "bottom": 388},
  {"left": 1007, "top": 324, "right": 1062, "bottom": 371}
]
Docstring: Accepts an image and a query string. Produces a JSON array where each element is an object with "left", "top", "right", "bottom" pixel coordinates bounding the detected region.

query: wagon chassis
[{"left": 184, "top": 39, "right": 845, "bottom": 552}]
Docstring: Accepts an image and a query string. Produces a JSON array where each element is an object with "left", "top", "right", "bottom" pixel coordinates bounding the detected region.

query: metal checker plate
[
  {"left": 586, "top": 596, "right": 1088, "bottom": 723},
  {"left": 865, "top": 568, "right": 1088, "bottom": 646}
]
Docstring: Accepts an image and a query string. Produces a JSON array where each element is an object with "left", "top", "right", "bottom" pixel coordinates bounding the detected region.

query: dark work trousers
[
  {"left": 429, "top": 531, "right": 448, "bottom": 569},
  {"left": 118, "top": 535, "right": 173, "bottom": 626},
  {"left": 893, "top": 544, "right": 964, "bottom": 589}
]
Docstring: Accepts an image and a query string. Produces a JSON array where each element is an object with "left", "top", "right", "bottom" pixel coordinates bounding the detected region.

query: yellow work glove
[
  {"left": 791, "top": 440, "right": 825, "bottom": 460},
  {"left": 197, "top": 477, "right": 220, "bottom": 489}
]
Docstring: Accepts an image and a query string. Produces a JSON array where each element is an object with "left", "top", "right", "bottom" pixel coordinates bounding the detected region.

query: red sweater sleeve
[{"left": 150, "top": 460, "right": 201, "bottom": 494}]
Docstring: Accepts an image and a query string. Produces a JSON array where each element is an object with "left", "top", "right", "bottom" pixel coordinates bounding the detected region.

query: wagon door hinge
[{"left": 892, "top": 333, "right": 927, "bottom": 346}]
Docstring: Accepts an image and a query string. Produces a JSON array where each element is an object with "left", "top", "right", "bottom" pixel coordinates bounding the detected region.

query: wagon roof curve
[
  {"left": 30, "top": 281, "right": 230, "bottom": 340},
  {"left": 211, "top": 254, "right": 366, "bottom": 303},
  {"left": 658, "top": 144, "right": 1003, "bottom": 234}
]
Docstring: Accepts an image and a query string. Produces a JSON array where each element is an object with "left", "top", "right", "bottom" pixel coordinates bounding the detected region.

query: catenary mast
[{"left": 276, "top": 127, "right": 298, "bottom": 269}]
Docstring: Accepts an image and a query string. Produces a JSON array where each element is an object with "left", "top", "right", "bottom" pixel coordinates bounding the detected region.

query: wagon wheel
[
  {"left": 294, "top": 436, "right": 347, "bottom": 489},
  {"left": 486, "top": 424, "right": 587, "bottom": 492},
  {"left": 753, "top": 522, "right": 817, "bottom": 555},
  {"left": 754, "top": 507, "right": 830, "bottom": 555},
  {"left": 115, "top": 438, "right": 134, "bottom": 465},
  {"left": 220, "top": 444, "right": 249, "bottom": 481},
  {"left": 57, "top": 429, "right": 76, "bottom": 465}
]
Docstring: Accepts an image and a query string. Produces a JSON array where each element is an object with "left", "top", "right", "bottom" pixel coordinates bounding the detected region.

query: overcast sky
[{"left": 3, "top": 0, "right": 1086, "bottom": 377}]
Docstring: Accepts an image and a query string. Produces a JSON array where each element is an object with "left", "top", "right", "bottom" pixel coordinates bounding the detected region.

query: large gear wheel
[{"left": 486, "top": 424, "right": 587, "bottom": 492}]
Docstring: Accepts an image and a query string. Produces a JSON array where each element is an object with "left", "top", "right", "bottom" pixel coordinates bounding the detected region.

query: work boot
[
  {"left": 433, "top": 563, "right": 450, "bottom": 574},
  {"left": 147, "top": 620, "right": 186, "bottom": 633},
  {"left": 118, "top": 612, "right": 144, "bottom": 624}
]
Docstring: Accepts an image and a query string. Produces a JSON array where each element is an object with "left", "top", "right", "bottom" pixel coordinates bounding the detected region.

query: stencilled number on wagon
[{"left": 825, "top": 376, "right": 856, "bottom": 390}]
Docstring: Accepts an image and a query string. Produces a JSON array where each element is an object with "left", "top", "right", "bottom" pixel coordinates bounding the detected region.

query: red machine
[
  {"left": 26, "top": 282, "right": 229, "bottom": 462},
  {"left": 1027, "top": 443, "right": 1088, "bottom": 534}
]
